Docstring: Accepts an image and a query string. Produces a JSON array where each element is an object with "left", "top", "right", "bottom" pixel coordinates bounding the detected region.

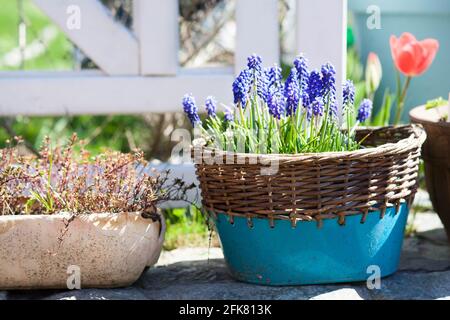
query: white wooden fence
[{"left": 0, "top": 0, "right": 347, "bottom": 206}]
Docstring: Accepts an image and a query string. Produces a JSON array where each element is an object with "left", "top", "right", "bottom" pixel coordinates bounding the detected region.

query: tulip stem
[{"left": 394, "top": 76, "right": 412, "bottom": 125}]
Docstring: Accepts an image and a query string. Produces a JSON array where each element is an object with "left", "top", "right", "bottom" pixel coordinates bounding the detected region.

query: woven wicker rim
[
  {"left": 193, "top": 125, "right": 425, "bottom": 161},
  {"left": 194, "top": 124, "right": 426, "bottom": 228}
]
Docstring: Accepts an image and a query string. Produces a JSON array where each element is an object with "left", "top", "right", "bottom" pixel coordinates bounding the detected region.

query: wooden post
[
  {"left": 296, "top": 0, "right": 347, "bottom": 121},
  {"left": 33, "top": 0, "right": 139, "bottom": 75},
  {"left": 235, "top": 0, "right": 280, "bottom": 73},
  {"left": 133, "top": 0, "right": 179, "bottom": 75}
]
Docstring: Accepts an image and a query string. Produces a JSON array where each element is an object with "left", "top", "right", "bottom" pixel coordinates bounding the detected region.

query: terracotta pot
[
  {"left": 0, "top": 211, "right": 165, "bottom": 290},
  {"left": 410, "top": 105, "right": 450, "bottom": 242}
]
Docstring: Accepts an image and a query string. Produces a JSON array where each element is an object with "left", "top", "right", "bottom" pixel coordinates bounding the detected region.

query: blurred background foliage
[
  {"left": 0, "top": 0, "right": 429, "bottom": 246},
  {"left": 0, "top": 0, "right": 374, "bottom": 159}
]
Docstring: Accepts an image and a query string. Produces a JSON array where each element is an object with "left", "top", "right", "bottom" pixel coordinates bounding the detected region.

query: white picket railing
[{"left": 0, "top": 0, "right": 347, "bottom": 205}]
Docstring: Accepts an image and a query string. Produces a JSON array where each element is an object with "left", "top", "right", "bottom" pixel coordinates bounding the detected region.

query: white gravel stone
[{"left": 310, "top": 288, "right": 364, "bottom": 300}]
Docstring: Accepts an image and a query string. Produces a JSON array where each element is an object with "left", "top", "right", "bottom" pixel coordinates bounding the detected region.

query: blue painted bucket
[{"left": 213, "top": 203, "right": 409, "bottom": 286}]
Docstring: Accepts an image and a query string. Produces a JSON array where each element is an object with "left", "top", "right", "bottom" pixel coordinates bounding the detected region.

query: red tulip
[{"left": 390, "top": 32, "right": 439, "bottom": 77}]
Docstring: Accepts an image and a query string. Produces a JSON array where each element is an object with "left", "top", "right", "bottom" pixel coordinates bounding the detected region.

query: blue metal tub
[{"left": 213, "top": 203, "right": 409, "bottom": 286}]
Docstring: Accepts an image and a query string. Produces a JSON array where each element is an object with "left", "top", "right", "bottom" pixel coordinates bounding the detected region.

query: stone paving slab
[{"left": 1, "top": 212, "right": 450, "bottom": 300}]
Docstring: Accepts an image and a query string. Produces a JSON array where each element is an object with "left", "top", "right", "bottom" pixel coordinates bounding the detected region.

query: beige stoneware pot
[{"left": 0, "top": 211, "right": 165, "bottom": 290}]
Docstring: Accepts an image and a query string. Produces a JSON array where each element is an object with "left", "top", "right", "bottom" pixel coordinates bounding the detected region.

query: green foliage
[
  {"left": 347, "top": 47, "right": 364, "bottom": 83},
  {"left": 0, "top": 0, "right": 74, "bottom": 70},
  {"left": 347, "top": 26, "right": 355, "bottom": 48},
  {"left": 0, "top": 115, "right": 151, "bottom": 156},
  {"left": 202, "top": 100, "right": 361, "bottom": 155},
  {"left": 163, "top": 206, "right": 211, "bottom": 250},
  {"left": 346, "top": 47, "right": 395, "bottom": 127},
  {"left": 346, "top": 48, "right": 368, "bottom": 126},
  {"left": 28, "top": 150, "right": 55, "bottom": 213},
  {"left": 371, "top": 89, "right": 394, "bottom": 127},
  {"left": 425, "top": 97, "right": 448, "bottom": 110}
]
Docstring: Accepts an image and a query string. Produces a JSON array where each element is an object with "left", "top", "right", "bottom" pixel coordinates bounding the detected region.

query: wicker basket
[
  {"left": 193, "top": 125, "right": 426, "bottom": 285},
  {"left": 194, "top": 125, "right": 425, "bottom": 225}
]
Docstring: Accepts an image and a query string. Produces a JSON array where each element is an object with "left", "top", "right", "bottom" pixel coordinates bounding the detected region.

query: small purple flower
[
  {"left": 263, "top": 66, "right": 282, "bottom": 106},
  {"left": 256, "top": 70, "right": 270, "bottom": 101},
  {"left": 321, "top": 63, "right": 338, "bottom": 118},
  {"left": 357, "top": 99, "right": 373, "bottom": 123},
  {"left": 284, "top": 68, "right": 300, "bottom": 116},
  {"left": 301, "top": 92, "right": 312, "bottom": 120},
  {"left": 267, "top": 91, "right": 285, "bottom": 119},
  {"left": 293, "top": 55, "right": 309, "bottom": 92},
  {"left": 205, "top": 96, "right": 217, "bottom": 117},
  {"left": 311, "top": 98, "right": 324, "bottom": 117},
  {"left": 321, "top": 62, "right": 336, "bottom": 95},
  {"left": 232, "top": 68, "right": 251, "bottom": 106},
  {"left": 246, "top": 54, "right": 268, "bottom": 100},
  {"left": 266, "top": 65, "right": 282, "bottom": 91},
  {"left": 306, "top": 70, "right": 322, "bottom": 102},
  {"left": 342, "top": 80, "right": 355, "bottom": 106},
  {"left": 224, "top": 105, "right": 234, "bottom": 122},
  {"left": 247, "top": 54, "right": 263, "bottom": 71},
  {"left": 301, "top": 92, "right": 310, "bottom": 107},
  {"left": 328, "top": 101, "right": 338, "bottom": 118},
  {"left": 182, "top": 94, "right": 201, "bottom": 126}
]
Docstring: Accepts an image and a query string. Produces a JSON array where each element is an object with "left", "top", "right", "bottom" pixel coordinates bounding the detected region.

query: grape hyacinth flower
[
  {"left": 321, "top": 63, "right": 336, "bottom": 95},
  {"left": 205, "top": 96, "right": 217, "bottom": 117},
  {"left": 256, "top": 70, "right": 270, "bottom": 101},
  {"left": 357, "top": 99, "right": 373, "bottom": 123},
  {"left": 284, "top": 68, "right": 300, "bottom": 116},
  {"left": 232, "top": 68, "right": 252, "bottom": 106},
  {"left": 246, "top": 54, "right": 268, "bottom": 100},
  {"left": 247, "top": 54, "right": 263, "bottom": 72},
  {"left": 311, "top": 98, "right": 324, "bottom": 117},
  {"left": 182, "top": 94, "right": 201, "bottom": 126},
  {"left": 293, "top": 55, "right": 309, "bottom": 92},
  {"left": 301, "top": 92, "right": 310, "bottom": 108},
  {"left": 267, "top": 91, "right": 285, "bottom": 119},
  {"left": 306, "top": 70, "right": 322, "bottom": 102},
  {"left": 321, "top": 63, "right": 338, "bottom": 117},
  {"left": 266, "top": 65, "right": 283, "bottom": 92},
  {"left": 328, "top": 101, "right": 338, "bottom": 118},
  {"left": 224, "top": 106, "right": 234, "bottom": 122},
  {"left": 301, "top": 92, "right": 312, "bottom": 119},
  {"left": 342, "top": 80, "right": 355, "bottom": 106}
]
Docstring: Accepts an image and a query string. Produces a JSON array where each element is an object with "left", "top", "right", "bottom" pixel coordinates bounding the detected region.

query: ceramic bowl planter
[
  {"left": 410, "top": 105, "right": 450, "bottom": 242},
  {"left": 0, "top": 211, "right": 165, "bottom": 290},
  {"left": 194, "top": 125, "right": 425, "bottom": 285}
]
